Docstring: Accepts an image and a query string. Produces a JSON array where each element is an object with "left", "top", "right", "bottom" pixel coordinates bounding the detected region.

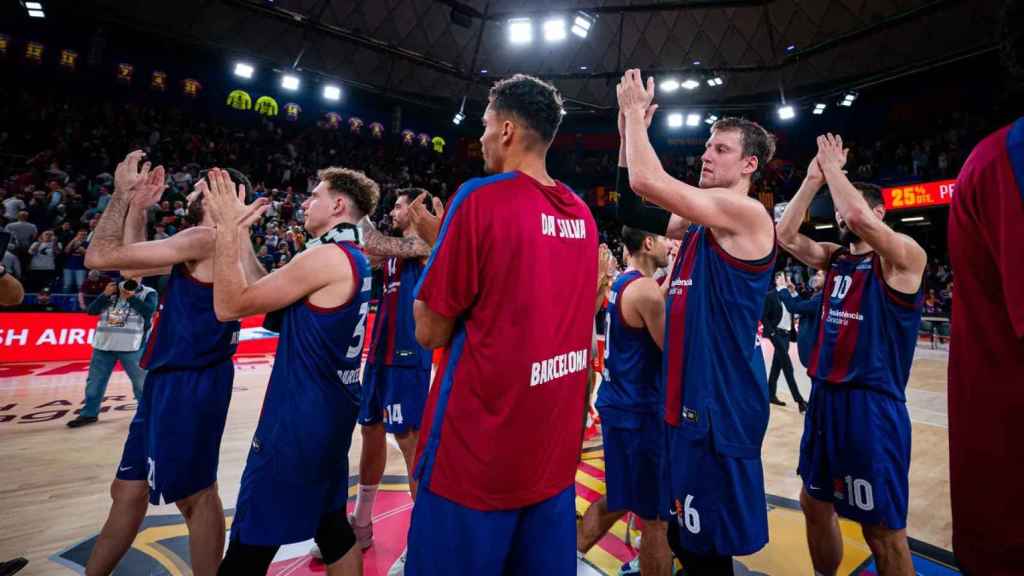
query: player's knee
[
  {"left": 313, "top": 509, "right": 357, "bottom": 565},
  {"left": 861, "top": 523, "right": 905, "bottom": 551},
  {"left": 176, "top": 484, "right": 217, "bottom": 519},
  {"left": 361, "top": 422, "right": 384, "bottom": 439},
  {"left": 110, "top": 479, "right": 148, "bottom": 505}
]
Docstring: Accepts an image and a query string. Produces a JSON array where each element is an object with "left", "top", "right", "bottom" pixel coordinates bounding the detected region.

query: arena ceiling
[{"left": 85, "top": 0, "right": 1005, "bottom": 113}]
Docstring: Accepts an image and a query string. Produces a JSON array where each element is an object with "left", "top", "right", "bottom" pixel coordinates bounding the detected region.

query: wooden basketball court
[{"left": 0, "top": 342, "right": 956, "bottom": 575}]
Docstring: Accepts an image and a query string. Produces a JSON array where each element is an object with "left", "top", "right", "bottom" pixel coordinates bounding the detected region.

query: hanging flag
[
  {"left": 431, "top": 135, "right": 446, "bottom": 154},
  {"left": 0, "top": 34, "right": 10, "bottom": 57},
  {"left": 369, "top": 122, "right": 384, "bottom": 139},
  {"left": 226, "top": 89, "right": 252, "bottom": 111},
  {"left": 284, "top": 102, "right": 302, "bottom": 121},
  {"left": 59, "top": 49, "right": 78, "bottom": 70},
  {"left": 325, "top": 112, "right": 343, "bottom": 129},
  {"left": 418, "top": 133, "right": 430, "bottom": 148},
  {"left": 348, "top": 116, "right": 363, "bottom": 134},
  {"left": 25, "top": 42, "right": 44, "bottom": 64},
  {"left": 182, "top": 78, "right": 202, "bottom": 98},
  {"left": 115, "top": 63, "right": 134, "bottom": 84},
  {"left": 254, "top": 96, "right": 279, "bottom": 117},
  {"left": 151, "top": 70, "right": 168, "bottom": 92},
  {"left": 401, "top": 129, "right": 415, "bottom": 145}
]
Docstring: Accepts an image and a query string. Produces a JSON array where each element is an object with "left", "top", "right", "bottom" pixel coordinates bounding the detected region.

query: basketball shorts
[
  {"left": 230, "top": 402, "right": 359, "bottom": 545},
  {"left": 602, "top": 415, "right": 668, "bottom": 521},
  {"left": 358, "top": 363, "right": 430, "bottom": 434},
  {"left": 116, "top": 359, "right": 234, "bottom": 505},
  {"left": 405, "top": 484, "right": 576, "bottom": 575},
  {"left": 666, "top": 427, "right": 769, "bottom": 556},
  {"left": 798, "top": 381, "right": 911, "bottom": 530}
]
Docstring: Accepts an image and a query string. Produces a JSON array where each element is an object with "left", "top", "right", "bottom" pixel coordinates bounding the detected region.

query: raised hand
[
  {"left": 616, "top": 69, "right": 655, "bottom": 116},
  {"left": 205, "top": 168, "right": 268, "bottom": 228},
  {"left": 597, "top": 243, "right": 611, "bottom": 281},
  {"left": 816, "top": 133, "right": 849, "bottom": 172},
  {"left": 114, "top": 150, "right": 149, "bottom": 195},
  {"left": 130, "top": 164, "right": 167, "bottom": 209},
  {"left": 409, "top": 192, "right": 444, "bottom": 246}
]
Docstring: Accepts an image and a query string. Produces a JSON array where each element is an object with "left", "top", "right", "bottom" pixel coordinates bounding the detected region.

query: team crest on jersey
[{"left": 682, "top": 406, "right": 699, "bottom": 423}]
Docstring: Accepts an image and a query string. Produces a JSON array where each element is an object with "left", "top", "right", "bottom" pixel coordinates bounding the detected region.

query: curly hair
[
  {"left": 710, "top": 117, "right": 777, "bottom": 174},
  {"left": 318, "top": 167, "right": 380, "bottom": 218},
  {"left": 488, "top": 74, "right": 565, "bottom": 144}
]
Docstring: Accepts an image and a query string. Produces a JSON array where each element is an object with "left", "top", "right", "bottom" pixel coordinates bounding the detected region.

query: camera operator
[{"left": 67, "top": 276, "right": 157, "bottom": 429}]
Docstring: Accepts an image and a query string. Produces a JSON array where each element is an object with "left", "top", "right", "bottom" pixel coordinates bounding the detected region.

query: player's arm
[
  {"left": 413, "top": 300, "right": 455, "bottom": 349},
  {"left": 238, "top": 231, "right": 268, "bottom": 283},
  {"left": 118, "top": 180, "right": 173, "bottom": 278},
  {"left": 777, "top": 163, "right": 841, "bottom": 270},
  {"left": 818, "top": 134, "right": 926, "bottom": 284},
  {"left": 359, "top": 215, "right": 431, "bottom": 266},
  {"left": 778, "top": 288, "right": 819, "bottom": 317},
  {"left": 620, "top": 71, "right": 766, "bottom": 239},
  {"left": 629, "top": 277, "right": 666, "bottom": 350}
]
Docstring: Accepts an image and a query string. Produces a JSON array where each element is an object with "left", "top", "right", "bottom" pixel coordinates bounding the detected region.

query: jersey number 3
[{"left": 346, "top": 302, "right": 370, "bottom": 359}]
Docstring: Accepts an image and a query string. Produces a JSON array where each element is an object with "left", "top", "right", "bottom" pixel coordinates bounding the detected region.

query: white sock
[{"left": 354, "top": 484, "right": 379, "bottom": 526}]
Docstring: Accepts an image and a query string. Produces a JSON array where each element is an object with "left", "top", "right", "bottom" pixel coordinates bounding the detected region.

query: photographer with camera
[{"left": 67, "top": 275, "right": 157, "bottom": 429}]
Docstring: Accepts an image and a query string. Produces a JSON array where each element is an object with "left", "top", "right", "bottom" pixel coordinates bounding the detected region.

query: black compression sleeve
[{"left": 616, "top": 167, "right": 670, "bottom": 235}]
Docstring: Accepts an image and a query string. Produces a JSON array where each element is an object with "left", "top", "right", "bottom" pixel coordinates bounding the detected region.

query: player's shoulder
[{"left": 961, "top": 119, "right": 1019, "bottom": 182}]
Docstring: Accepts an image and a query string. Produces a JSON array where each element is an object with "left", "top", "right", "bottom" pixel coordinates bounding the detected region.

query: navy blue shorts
[
  {"left": 798, "top": 381, "right": 911, "bottom": 530},
  {"left": 358, "top": 363, "right": 430, "bottom": 434},
  {"left": 406, "top": 484, "right": 576, "bottom": 575},
  {"left": 117, "top": 359, "right": 234, "bottom": 505},
  {"left": 666, "top": 428, "right": 769, "bottom": 556},
  {"left": 602, "top": 416, "right": 668, "bottom": 521},
  {"left": 230, "top": 402, "right": 358, "bottom": 545}
]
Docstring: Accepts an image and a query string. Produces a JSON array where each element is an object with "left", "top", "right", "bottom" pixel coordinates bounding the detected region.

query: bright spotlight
[
  {"left": 25, "top": 2, "right": 43, "bottom": 9},
  {"left": 543, "top": 18, "right": 567, "bottom": 42},
  {"left": 681, "top": 78, "right": 700, "bottom": 90},
  {"left": 572, "top": 12, "right": 594, "bottom": 38},
  {"left": 705, "top": 114, "right": 718, "bottom": 125},
  {"left": 777, "top": 105, "right": 795, "bottom": 120},
  {"left": 667, "top": 113, "right": 684, "bottom": 128},
  {"left": 659, "top": 79, "right": 680, "bottom": 93},
  {"left": 28, "top": 9, "right": 44, "bottom": 17},
  {"left": 815, "top": 224, "right": 834, "bottom": 230},
  {"left": 508, "top": 18, "right": 533, "bottom": 45},
  {"left": 453, "top": 111, "right": 465, "bottom": 125},
  {"left": 686, "top": 113, "right": 701, "bottom": 127},
  {"left": 323, "top": 85, "right": 341, "bottom": 101},
  {"left": 233, "top": 62, "right": 254, "bottom": 79},
  {"left": 839, "top": 91, "right": 858, "bottom": 107},
  {"left": 281, "top": 74, "right": 300, "bottom": 91},
  {"left": 813, "top": 103, "right": 826, "bottom": 115},
  {"left": 706, "top": 76, "right": 724, "bottom": 86}
]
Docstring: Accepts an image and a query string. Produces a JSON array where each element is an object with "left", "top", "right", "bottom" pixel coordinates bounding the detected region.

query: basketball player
[
  {"left": 206, "top": 167, "right": 378, "bottom": 575},
  {"left": 616, "top": 69, "right": 777, "bottom": 573},
  {"left": 948, "top": 113, "right": 1024, "bottom": 575},
  {"left": 578, "top": 225, "right": 672, "bottom": 575},
  {"left": 338, "top": 189, "right": 432, "bottom": 573},
  {"left": 777, "top": 134, "right": 926, "bottom": 576},
  {"left": 83, "top": 153, "right": 266, "bottom": 576},
  {"left": 405, "top": 74, "right": 598, "bottom": 574}
]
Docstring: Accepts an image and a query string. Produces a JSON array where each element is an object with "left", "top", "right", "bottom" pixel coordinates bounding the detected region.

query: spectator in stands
[
  {"left": 79, "top": 269, "right": 111, "bottom": 311},
  {"left": 28, "top": 229, "right": 60, "bottom": 292},
  {"left": 5, "top": 211, "right": 37, "bottom": 253},
  {"left": 62, "top": 229, "right": 89, "bottom": 294},
  {"left": 14, "top": 287, "right": 59, "bottom": 312},
  {"left": 3, "top": 192, "right": 26, "bottom": 221},
  {"left": 67, "top": 276, "right": 157, "bottom": 429},
  {"left": 2, "top": 247, "right": 21, "bottom": 281}
]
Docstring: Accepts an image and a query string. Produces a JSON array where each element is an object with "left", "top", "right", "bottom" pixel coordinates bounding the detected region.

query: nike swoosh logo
[
  {"left": 808, "top": 484, "right": 821, "bottom": 490},
  {"left": 119, "top": 466, "right": 132, "bottom": 472}
]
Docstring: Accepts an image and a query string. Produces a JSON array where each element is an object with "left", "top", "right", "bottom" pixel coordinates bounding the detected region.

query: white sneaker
[
  {"left": 309, "top": 543, "right": 322, "bottom": 559},
  {"left": 387, "top": 549, "right": 407, "bottom": 576},
  {"left": 348, "top": 514, "right": 374, "bottom": 550}
]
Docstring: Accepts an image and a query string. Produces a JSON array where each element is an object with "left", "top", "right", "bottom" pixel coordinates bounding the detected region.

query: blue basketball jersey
[
  {"left": 367, "top": 256, "right": 431, "bottom": 369},
  {"left": 663, "top": 226, "right": 774, "bottom": 456},
  {"left": 807, "top": 249, "right": 923, "bottom": 401},
  {"left": 141, "top": 264, "right": 239, "bottom": 371},
  {"left": 251, "top": 241, "right": 371, "bottom": 479},
  {"left": 597, "top": 270, "right": 662, "bottom": 426}
]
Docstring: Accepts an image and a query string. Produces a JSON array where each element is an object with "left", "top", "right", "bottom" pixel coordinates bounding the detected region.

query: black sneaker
[
  {"left": 67, "top": 416, "right": 98, "bottom": 428},
  {"left": 0, "top": 557, "right": 28, "bottom": 576}
]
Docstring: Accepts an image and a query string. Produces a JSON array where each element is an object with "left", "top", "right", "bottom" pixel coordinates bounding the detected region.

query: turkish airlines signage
[{"left": 882, "top": 179, "right": 956, "bottom": 211}]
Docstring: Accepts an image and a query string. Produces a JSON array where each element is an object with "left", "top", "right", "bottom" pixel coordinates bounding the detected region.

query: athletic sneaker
[
  {"left": 618, "top": 557, "right": 640, "bottom": 576},
  {"left": 348, "top": 514, "right": 373, "bottom": 549},
  {"left": 387, "top": 549, "right": 407, "bottom": 576},
  {"left": 66, "top": 416, "right": 98, "bottom": 428},
  {"left": 0, "top": 557, "right": 28, "bottom": 576}
]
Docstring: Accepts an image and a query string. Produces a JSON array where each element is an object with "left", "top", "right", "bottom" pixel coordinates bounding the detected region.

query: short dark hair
[
  {"left": 710, "top": 117, "right": 776, "bottom": 173},
  {"left": 621, "top": 225, "right": 657, "bottom": 255},
  {"left": 318, "top": 167, "right": 380, "bottom": 218},
  {"left": 488, "top": 74, "right": 565, "bottom": 144},
  {"left": 852, "top": 182, "right": 884, "bottom": 209},
  {"left": 395, "top": 187, "right": 428, "bottom": 205}
]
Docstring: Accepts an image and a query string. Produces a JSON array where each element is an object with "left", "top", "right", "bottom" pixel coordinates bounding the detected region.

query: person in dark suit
[
  {"left": 779, "top": 270, "right": 825, "bottom": 369},
  {"left": 762, "top": 272, "right": 808, "bottom": 412}
]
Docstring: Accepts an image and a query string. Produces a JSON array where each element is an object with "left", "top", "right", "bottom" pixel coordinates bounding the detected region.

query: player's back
[
  {"left": 255, "top": 241, "right": 371, "bottom": 481},
  {"left": 414, "top": 171, "right": 598, "bottom": 510},
  {"left": 367, "top": 256, "right": 431, "bottom": 369},
  {"left": 597, "top": 269, "right": 662, "bottom": 424},
  {"left": 141, "top": 263, "right": 240, "bottom": 371},
  {"left": 807, "top": 249, "right": 923, "bottom": 400},
  {"left": 664, "top": 225, "right": 774, "bottom": 454}
]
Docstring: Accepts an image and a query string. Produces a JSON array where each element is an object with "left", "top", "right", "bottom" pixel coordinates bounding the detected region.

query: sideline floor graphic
[{"left": 50, "top": 448, "right": 959, "bottom": 575}]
